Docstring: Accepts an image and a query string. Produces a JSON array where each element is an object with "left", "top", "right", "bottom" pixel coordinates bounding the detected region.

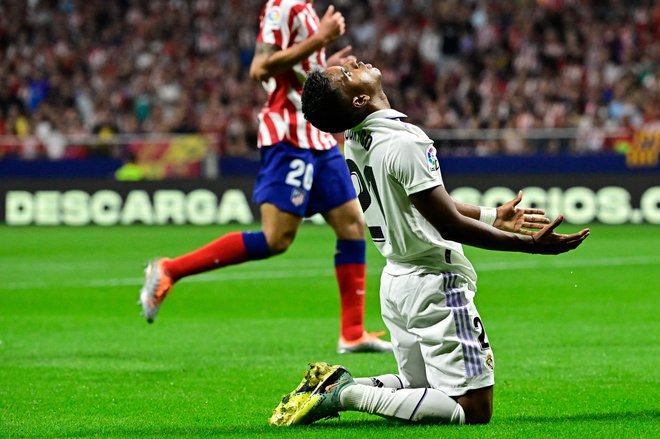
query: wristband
[{"left": 478, "top": 207, "right": 497, "bottom": 226}]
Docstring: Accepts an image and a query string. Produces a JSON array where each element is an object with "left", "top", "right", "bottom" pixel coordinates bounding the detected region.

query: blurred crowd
[{"left": 0, "top": 0, "right": 658, "bottom": 159}]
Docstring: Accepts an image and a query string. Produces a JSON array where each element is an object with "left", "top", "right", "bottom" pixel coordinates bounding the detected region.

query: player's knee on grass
[
  {"left": 456, "top": 386, "right": 493, "bottom": 425},
  {"left": 462, "top": 404, "right": 492, "bottom": 425}
]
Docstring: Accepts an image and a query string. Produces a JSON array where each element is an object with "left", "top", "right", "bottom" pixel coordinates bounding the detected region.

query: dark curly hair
[{"left": 302, "top": 70, "right": 358, "bottom": 133}]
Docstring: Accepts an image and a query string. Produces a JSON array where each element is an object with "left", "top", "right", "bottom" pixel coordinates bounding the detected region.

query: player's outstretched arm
[{"left": 412, "top": 185, "right": 589, "bottom": 255}]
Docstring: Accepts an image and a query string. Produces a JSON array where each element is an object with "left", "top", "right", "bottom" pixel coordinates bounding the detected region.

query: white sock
[
  {"left": 353, "top": 374, "right": 405, "bottom": 389},
  {"left": 340, "top": 384, "right": 465, "bottom": 424}
]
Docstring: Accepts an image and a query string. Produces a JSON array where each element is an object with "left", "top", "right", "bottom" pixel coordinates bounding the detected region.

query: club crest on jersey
[
  {"left": 291, "top": 188, "right": 306, "bottom": 207},
  {"left": 426, "top": 145, "right": 439, "bottom": 172}
]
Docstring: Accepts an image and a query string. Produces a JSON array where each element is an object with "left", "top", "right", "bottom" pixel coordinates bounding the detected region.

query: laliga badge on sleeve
[
  {"left": 426, "top": 145, "right": 440, "bottom": 172},
  {"left": 265, "top": 7, "right": 282, "bottom": 28}
]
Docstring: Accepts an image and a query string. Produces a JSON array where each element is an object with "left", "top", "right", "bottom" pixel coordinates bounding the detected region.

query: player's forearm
[
  {"left": 455, "top": 200, "right": 498, "bottom": 228},
  {"left": 250, "top": 35, "right": 326, "bottom": 81},
  {"left": 454, "top": 200, "right": 480, "bottom": 220},
  {"left": 413, "top": 187, "right": 533, "bottom": 253},
  {"left": 440, "top": 216, "right": 533, "bottom": 253}
]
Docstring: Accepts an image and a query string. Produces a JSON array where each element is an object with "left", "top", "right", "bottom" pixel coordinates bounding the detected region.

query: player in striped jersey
[
  {"left": 268, "top": 60, "right": 590, "bottom": 425},
  {"left": 138, "top": 1, "right": 391, "bottom": 355}
]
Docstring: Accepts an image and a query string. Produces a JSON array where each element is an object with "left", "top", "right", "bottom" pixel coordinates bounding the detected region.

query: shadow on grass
[
  {"left": 498, "top": 410, "right": 659, "bottom": 424},
  {"left": 61, "top": 411, "right": 659, "bottom": 438},
  {"left": 62, "top": 419, "right": 443, "bottom": 438}
]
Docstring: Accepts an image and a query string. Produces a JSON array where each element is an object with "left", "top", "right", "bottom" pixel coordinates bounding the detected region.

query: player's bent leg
[
  {"left": 260, "top": 203, "right": 303, "bottom": 255},
  {"left": 137, "top": 205, "right": 295, "bottom": 324},
  {"left": 340, "top": 383, "right": 465, "bottom": 424},
  {"left": 455, "top": 385, "right": 493, "bottom": 424},
  {"left": 138, "top": 228, "right": 272, "bottom": 323},
  {"left": 270, "top": 363, "right": 467, "bottom": 426}
]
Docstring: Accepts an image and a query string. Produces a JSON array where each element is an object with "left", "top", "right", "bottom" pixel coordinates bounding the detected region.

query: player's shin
[
  {"left": 353, "top": 374, "right": 405, "bottom": 389},
  {"left": 340, "top": 385, "right": 465, "bottom": 424},
  {"left": 164, "top": 231, "right": 270, "bottom": 280},
  {"left": 334, "top": 239, "right": 367, "bottom": 340}
]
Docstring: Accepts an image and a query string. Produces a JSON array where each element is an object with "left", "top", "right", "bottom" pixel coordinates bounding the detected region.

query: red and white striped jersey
[{"left": 255, "top": 0, "right": 336, "bottom": 150}]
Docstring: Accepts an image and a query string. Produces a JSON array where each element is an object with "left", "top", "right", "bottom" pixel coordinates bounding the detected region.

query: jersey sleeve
[
  {"left": 257, "top": 2, "right": 293, "bottom": 48},
  {"left": 385, "top": 132, "right": 444, "bottom": 196}
]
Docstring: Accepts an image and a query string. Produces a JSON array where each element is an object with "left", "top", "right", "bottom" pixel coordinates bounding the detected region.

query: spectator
[{"left": 0, "top": 0, "right": 657, "bottom": 159}]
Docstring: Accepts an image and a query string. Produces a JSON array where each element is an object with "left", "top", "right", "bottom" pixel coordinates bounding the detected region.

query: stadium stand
[{"left": 0, "top": 0, "right": 658, "bottom": 160}]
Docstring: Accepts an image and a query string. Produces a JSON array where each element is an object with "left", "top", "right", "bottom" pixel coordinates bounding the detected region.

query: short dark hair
[{"left": 302, "top": 70, "right": 356, "bottom": 133}]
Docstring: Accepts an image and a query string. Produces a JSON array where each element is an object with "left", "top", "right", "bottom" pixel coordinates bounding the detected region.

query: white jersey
[{"left": 344, "top": 109, "right": 477, "bottom": 288}]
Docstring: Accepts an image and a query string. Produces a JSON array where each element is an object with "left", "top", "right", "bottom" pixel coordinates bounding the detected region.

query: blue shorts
[{"left": 253, "top": 142, "right": 357, "bottom": 218}]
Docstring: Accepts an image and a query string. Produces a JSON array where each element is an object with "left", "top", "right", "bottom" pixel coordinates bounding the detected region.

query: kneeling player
[{"left": 268, "top": 60, "right": 589, "bottom": 425}]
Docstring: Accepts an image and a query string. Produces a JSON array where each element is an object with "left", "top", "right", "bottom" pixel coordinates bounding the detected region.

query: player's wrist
[
  {"left": 478, "top": 207, "right": 497, "bottom": 227},
  {"left": 310, "top": 32, "right": 333, "bottom": 47}
]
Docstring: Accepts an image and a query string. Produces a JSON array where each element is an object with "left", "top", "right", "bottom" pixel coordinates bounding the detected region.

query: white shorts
[{"left": 380, "top": 269, "right": 494, "bottom": 396}]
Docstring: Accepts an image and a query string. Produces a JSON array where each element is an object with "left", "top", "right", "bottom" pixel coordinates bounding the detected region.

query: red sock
[
  {"left": 163, "top": 232, "right": 250, "bottom": 281},
  {"left": 335, "top": 263, "right": 366, "bottom": 341}
]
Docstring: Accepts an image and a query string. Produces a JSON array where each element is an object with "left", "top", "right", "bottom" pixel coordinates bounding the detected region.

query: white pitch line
[{"left": 2, "top": 256, "right": 659, "bottom": 291}]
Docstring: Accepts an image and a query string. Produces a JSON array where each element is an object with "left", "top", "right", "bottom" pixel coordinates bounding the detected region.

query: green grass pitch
[{"left": 1, "top": 223, "right": 658, "bottom": 438}]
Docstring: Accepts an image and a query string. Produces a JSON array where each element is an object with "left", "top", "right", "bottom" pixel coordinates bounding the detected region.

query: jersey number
[
  {"left": 473, "top": 316, "right": 491, "bottom": 350},
  {"left": 346, "top": 159, "right": 386, "bottom": 241},
  {"left": 286, "top": 159, "right": 314, "bottom": 191}
]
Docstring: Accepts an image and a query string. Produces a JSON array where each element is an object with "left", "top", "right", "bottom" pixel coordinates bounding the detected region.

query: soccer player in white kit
[{"left": 269, "top": 59, "right": 590, "bottom": 426}]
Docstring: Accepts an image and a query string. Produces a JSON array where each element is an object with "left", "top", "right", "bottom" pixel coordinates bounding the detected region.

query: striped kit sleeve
[{"left": 255, "top": 0, "right": 337, "bottom": 150}]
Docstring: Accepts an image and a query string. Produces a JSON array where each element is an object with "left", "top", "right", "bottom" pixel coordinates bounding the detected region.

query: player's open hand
[
  {"left": 494, "top": 190, "right": 550, "bottom": 234},
  {"left": 318, "top": 5, "right": 346, "bottom": 45},
  {"left": 529, "top": 215, "right": 590, "bottom": 254}
]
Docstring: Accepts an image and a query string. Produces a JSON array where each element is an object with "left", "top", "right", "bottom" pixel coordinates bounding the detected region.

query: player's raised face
[{"left": 325, "top": 60, "right": 382, "bottom": 106}]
